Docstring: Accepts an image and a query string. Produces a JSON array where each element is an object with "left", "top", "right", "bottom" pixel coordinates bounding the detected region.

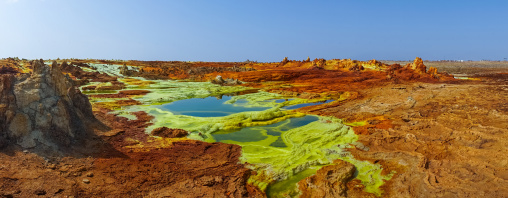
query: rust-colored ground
[{"left": 323, "top": 79, "right": 508, "bottom": 197}]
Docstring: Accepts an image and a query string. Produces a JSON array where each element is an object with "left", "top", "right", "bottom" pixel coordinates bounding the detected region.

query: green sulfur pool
[{"left": 213, "top": 115, "right": 319, "bottom": 145}]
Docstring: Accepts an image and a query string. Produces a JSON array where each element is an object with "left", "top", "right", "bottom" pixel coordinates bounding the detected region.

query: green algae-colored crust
[
  {"left": 129, "top": 105, "right": 306, "bottom": 142},
  {"left": 87, "top": 63, "right": 138, "bottom": 77},
  {"left": 241, "top": 117, "right": 358, "bottom": 197},
  {"left": 218, "top": 115, "right": 392, "bottom": 197},
  {"left": 118, "top": 78, "right": 157, "bottom": 88},
  {"left": 135, "top": 80, "right": 254, "bottom": 105},
  {"left": 342, "top": 156, "right": 395, "bottom": 196},
  {"left": 225, "top": 92, "right": 332, "bottom": 109},
  {"left": 225, "top": 91, "right": 284, "bottom": 108},
  {"left": 244, "top": 117, "right": 357, "bottom": 179},
  {"left": 82, "top": 90, "right": 118, "bottom": 94}
]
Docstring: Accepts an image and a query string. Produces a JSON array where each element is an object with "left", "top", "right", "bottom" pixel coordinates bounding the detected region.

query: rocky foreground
[
  {"left": 0, "top": 60, "right": 94, "bottom": 154},
  {"left": 0, "top": 57, "right": 507, "bottom": 197}
]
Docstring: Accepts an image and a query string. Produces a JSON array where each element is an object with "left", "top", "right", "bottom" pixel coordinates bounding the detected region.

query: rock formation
[
  {"left": 0, "top": 60, "right": 95, "bottom": 152},
  {"left": 151, "top": 127, "right": 188, "bottom": 138},
  {"left": 348, "top": 63, "right": 364, "bottom": 71},
  {"left": 211, "top": 75, "right": 242, "bottom": 86},
  {"left": 281, "top": 57, "right": 289, "bottom": 65},
  {"left": 298, "top": 160, "right": 356, "bottom": 198},
  {"left": 406, "top": 57, "right": 427, "bottom": 73},
  {"left": 312, "top": 58, "right": 327, "bottom": 68},
  {"left": 119, "top": 64, "right": 133, "bottom": 76},
  {"left": 383, "top": 57, "right": 455, "bottom": 82}
]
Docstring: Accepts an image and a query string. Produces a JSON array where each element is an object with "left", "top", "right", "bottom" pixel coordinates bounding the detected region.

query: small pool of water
[
  {"left": 265, "top": 98, "right": 294, "bottom": 103},
  {"left": 266, "top": 167, "right": 323, "bottom": 197},
  {"left": 158, "top": 95, "right": 271, "bottom": 117},
  {"left": 212, "top": 115, "right": 319, "bottom": 147},
  {"left": 283, "top": 100, "right": 334, "bottom": 110}
]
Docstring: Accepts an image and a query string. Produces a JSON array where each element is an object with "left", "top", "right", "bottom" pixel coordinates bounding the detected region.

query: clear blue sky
[{"left": 1, "top": 0, "right": 507, "bottom": 62}]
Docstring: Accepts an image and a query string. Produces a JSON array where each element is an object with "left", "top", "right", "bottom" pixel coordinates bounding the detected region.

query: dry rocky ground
[{"left": 317, "top": 79, "right": 508, "bottom": 197}]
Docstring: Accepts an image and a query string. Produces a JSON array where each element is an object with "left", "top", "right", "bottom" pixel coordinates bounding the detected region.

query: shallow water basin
[
  {"left": 158, "top": 95, "right": 271, "bottom": 117},
  {"left": 212, "top": 115, "right": 319, "bottom": 146}
]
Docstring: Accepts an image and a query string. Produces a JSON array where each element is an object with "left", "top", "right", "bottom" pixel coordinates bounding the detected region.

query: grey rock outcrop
[
  {"left": 119, "top": 64, "right": 133, "bottom": 76},
  {"left": 0, "top": 60, "right": 94, "bottom": 151},
  {"left": 210, "top": 75, "right": 242, "bottom": 86}
]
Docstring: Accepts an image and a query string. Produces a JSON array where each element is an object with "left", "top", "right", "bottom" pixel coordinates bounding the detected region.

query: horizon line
[{"left": 2, "top": 57, "right": 508, "bottom": 63}]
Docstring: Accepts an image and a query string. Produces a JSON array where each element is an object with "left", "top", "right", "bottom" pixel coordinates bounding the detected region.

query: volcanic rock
[
  {"left": 151, "top": 127, "right": 188, "bottom": 138},
  {"left": 427, "top": 66, "right": 439, "bottom": 77},
  {"left": 407, "top": 57, "right": 427, "bottom": 73},
  {"left": 348, "top": 63, "right": 364, "bottom": 71},
  {"left": 282, "top": 57, "right": 289, "bottom": 65},
  {"left": 119, "top": 64, "right": 133, "bottom": 76},
  {"left": 0, "top": 60, "right": 95, "bottom": 153},
  {"left": 312, "top": 58, "right": 327, "bottom": 68},
  {"left": 211, "top": 75, "right": 242, "bottom": 86},
  {"left": 298, "top": 160, "right": 356, "bottom": 198},
  {"left": 212, "top": 75, "right": 225, "bottom": 84}
]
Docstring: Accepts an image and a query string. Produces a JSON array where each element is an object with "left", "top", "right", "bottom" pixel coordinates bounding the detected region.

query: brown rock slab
[
  {"left": 298, "top": 160, "right": 356, "bottom": 198},
  {"left": 151, "top": 127, "right": 188, "bottom": 138}
]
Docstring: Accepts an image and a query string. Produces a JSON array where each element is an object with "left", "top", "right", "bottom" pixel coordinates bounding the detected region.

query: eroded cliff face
[{"left": 0, "top": 60, "right": 94, "bottom": 152}]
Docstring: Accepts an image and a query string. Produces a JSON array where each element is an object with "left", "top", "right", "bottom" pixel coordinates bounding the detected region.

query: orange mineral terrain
[{"left": 0, "top": 57, "right": 507, "bottom": 197}]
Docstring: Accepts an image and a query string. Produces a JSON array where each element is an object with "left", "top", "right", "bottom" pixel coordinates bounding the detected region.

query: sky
[{"left": 1, "top": 0, "right": 507, "bottom": 62}]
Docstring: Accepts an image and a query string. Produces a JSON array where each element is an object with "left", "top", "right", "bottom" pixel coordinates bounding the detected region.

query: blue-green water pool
[
  {"left": 212, "top": 115, "right": 319, "bottom": 146},
  {"left": 158, "top": 95, "right": 271, "bottom": 117}
]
